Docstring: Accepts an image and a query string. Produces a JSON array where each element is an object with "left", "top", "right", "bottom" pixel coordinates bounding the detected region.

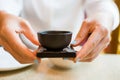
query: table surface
[{"left": 0, "top": 54, "right": 120, "bottom": 80}]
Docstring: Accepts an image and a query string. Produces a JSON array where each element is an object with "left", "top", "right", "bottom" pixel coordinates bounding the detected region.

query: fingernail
[
  {"left": 34, "top": 59, "right": 39, "bottom": 64},
  {"left": 71, "top": 40, "right": 77, "bottom": 45},
  {"left": 63, "top": 58, "right": 69, "bottom": 60}
]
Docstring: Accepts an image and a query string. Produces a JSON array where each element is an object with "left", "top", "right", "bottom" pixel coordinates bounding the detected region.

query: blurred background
[{"left": 104, "top": 0, "right": 120, "bottom": 54}]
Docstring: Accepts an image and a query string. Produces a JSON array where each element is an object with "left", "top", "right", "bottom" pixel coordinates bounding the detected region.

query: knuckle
[
  {"left": 18, "top": 60, "right": 28, "bottom": 64},
  {"left": 101, "top": 27, "right": 108, "bottom": 32},
  {"left": 3, "top": 47, "right": 9, "bottom": 52},
  {"left": 18, "top": 58, "right": 34, "bottom": 64},
  {"left": 89, "top": 54, "right": 95, "bottom": 60},
  {"left": 0, "top": 25, "right": 3, "bottom": 34},
  {"left": 3, "top": 47, "right": 7, "bottom": 51},
  {"left": 105, "top": 37, "right": 111, "bottom": 44},
  {"left": 89, "top": 52, "right": 99, "bottom": 60},
  {"left": 17, "top": 59, "right": 25, "bottom": 64},
  {"left": 90, "top": 55, "right": 95, "bottom": 59},
  {"left": 87, "top": 59, "right": 93, "bottom": 62},
  {"left": 88, "top": 41, "right": 96, "bottom": 48},
  {"left": 98, "top": 26, "right": 109, "bottom": 36},
  {"left": 87, "top": 56, "right": 96, "bottom": 62},
  {"left": 0, "top": 26, "right": 4, "bottom": 35},
  {"left": 107, "top": 38, "right": 111, "bottom": 43},
  {"left": 82, "top": 58, "right": 93, "bottom": 62},
  {"left": 92, "top": 41, "right": 96, "bottom": 47}
]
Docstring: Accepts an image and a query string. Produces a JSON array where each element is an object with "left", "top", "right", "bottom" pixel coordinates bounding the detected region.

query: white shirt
[{"left": 0, "top": 0, "right": 119, "bottom": 49}]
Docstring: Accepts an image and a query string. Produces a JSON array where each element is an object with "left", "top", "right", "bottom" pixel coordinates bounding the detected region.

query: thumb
[{"left": 19, "top": 19, "right": 40, "bottom": 46}]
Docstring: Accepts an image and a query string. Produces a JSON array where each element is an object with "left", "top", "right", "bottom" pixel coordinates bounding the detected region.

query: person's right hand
[{"left": 0, "top": 11, "right": 40, "bottom": 64}]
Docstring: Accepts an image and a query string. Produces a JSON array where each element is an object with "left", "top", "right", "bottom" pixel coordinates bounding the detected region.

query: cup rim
[{"left": 37, "top": 30, "right": 72, "bottom": 35}]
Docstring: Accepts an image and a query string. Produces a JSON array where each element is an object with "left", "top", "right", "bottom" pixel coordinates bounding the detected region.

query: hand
[
  {"left": 0, "top": 11, "right": 40, "bottom": 64},
  {"left": 72, "top": 20, "right": 111, "bottom": 62}
]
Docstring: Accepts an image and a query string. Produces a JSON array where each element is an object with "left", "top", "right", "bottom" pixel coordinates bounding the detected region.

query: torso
[{"left": 21, "top": 0, "right": 85, "bottom": 43}]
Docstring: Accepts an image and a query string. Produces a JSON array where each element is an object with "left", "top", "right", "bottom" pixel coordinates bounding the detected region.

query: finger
[
  {"left": 72, "top": 20, "right": 90, "bottom": 46},
  {"left": 80, "top": 51, "right": 99, "bottom": 62},
  {"left": 0, "top": 38, "right": 2, "bottom": 45},
  {"left": 5, "top": 46, "right": 34, "bottom": 63},
  {"left": 80, "top": 35, "right": 110, "bottom": 62},
  {"left": 1, "top": 39, "right": 34, "bottom": 63},
  {"left": 3, "top": 28, "right": 41, "bottom": 64},
  {"left": 75, "top": 26, "right": 105, "bottom": 61},
  {"left": 3, "top": 29, "right": 37, "bottom": 62},
  {"left": 33, "top": 46, "right": 41, "bottom": 56},
  {"left": 33, "top": 46, "right": 42, "bottom": 63},
  {"left": 20, "top": 19, "right": 40, "bottom": 45}
]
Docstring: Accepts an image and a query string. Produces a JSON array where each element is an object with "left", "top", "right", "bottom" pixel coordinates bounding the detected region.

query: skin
[
  {"left": 0, "top": 11, "right": 112, "bottom": 64},
  {"left": 0, "top": 11, "right": 40, "bottom": 64},
  {"left": 72, "top": 20, "right": 111, "bottom": 62}
]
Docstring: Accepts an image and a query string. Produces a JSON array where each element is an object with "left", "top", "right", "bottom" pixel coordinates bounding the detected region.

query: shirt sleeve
[
  {"left": 84, "top": 0, "right": 119, "bottom": 31},
  {"left": 0, "top": 0, "right": 23, "bottom": 16}
]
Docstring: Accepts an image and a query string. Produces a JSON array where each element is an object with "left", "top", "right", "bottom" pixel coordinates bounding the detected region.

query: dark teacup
[{"left": 37, "top": 31, "right": 72, "bottom": 51}]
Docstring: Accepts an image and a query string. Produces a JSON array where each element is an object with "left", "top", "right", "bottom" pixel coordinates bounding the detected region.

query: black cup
[{"left": 37, "top": 31, "right": 72, "bottom": 51}]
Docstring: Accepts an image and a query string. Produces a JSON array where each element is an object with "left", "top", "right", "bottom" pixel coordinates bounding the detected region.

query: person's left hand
[{"left": 72, "top": 20, "right": 111, "bottom": 62}]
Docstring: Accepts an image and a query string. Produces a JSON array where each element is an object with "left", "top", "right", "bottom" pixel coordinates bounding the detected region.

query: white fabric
[
  {"left": 0, "top": 0, "right": 118, "bottom": 30},
  {"left": 84, "top": 0, "right": 119, "bottom": 30},
  {"left": 0, "top": 0, "right": 119, "bottom": 49},
  {"left": 0, "top": 0, "right": 23, "bottom": 16}
]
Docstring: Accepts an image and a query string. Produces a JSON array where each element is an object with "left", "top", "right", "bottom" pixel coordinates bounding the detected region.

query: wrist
[{"left": 86, "top": 12, "right": 114, "bottom": 32}]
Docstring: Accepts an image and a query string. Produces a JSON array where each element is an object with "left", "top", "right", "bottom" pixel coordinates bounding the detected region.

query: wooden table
[{"left": 0, "top": 54, "right": 120, "bottom": 80}]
